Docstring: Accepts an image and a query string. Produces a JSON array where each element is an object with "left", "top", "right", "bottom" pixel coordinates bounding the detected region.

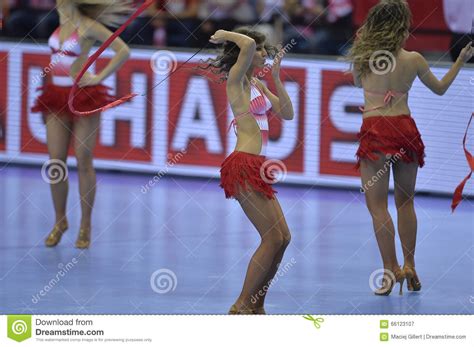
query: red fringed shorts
[
  {"left": 220, "top": 151, "right": 276, "bottom": 200},
  {"left": 356, "top": 115, "right": 425, "bottom": 169},
  {"left": 31, "top": 84, "right": 115, "bottom": 120}
]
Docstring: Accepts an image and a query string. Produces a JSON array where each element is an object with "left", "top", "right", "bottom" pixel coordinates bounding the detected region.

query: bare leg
[
  {"left": 73, "top": 114, "right": 100, "bottom": 231},
  {"left": 392, "top": 159, "right": 418, "bottom": 268},
  {"left": 251, "top": 198, "right": 291, "bottom": 310},
  {"left": 232, "top": 190, "right": 291, "bottom": 312},
  {"left": 360, "top": 155, "right": 399, "bottom": 272},
  {"left": 45, "top": 114, "right": 72, "bottom": 225}
]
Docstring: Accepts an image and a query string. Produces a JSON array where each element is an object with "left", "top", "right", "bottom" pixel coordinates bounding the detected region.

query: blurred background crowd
[{"left": 0, "top": 0, "right": 472, "bottom": 62}]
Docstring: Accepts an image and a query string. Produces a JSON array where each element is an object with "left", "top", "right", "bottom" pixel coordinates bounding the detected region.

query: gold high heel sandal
[
  {"left": 45, "top": 220, "right": 68, "bottom": 247},
  {"left": 75, "top": 227, "right": 91, "bottom": 249},
  {"left": 403, "top": 266, "right": 422, "bottom": 291},
  {"left": 374, "top": 268, "right": 405, "bottom": 296}
]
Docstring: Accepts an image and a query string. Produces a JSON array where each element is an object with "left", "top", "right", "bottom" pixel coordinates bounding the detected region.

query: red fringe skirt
[
  {"left": 31, "top": 84, "right": 115, "bottom": 120},
  {"left": 220, "top": 151, "right": 276, "bottom": 200},
  {"left": 356, "top": 115, "right": 425, "bottom": 169}
]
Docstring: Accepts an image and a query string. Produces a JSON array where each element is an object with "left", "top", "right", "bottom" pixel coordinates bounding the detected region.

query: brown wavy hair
[
  {"left": 197, "top": 27, "right": 277, "bottom": 83},
  {"left": 346, "top": 0, "right": 412, "bottom": 78}
]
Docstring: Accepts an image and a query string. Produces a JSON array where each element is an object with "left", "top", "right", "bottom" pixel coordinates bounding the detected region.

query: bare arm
[
  {"left": 210, "top": 30, "right": 256, "bottom": 86},
  {"left": 415, "top": 43, "right": 473, "bottom": 96},
  {"left": 76, "top": 18, "right": 130, "bottom": 86},
  {"left": 254, "top": 49, "right": 294, "bottom": 120}
]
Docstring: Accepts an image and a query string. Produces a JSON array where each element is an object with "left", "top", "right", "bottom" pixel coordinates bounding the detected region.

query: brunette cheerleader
[
  {"left": 204, "top": 27, "right": 294, "bottom": 314},
  {"left": 347, "top": 0, "right": 473, "bottom": 295},
  {"left": 32, "top": 0, "right": 133, "bottom": 248}
]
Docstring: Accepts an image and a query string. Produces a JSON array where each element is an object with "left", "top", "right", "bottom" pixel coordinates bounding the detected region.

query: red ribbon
[
  {"left": 68, "top": 0, "right": 155, "bottom": 116},
  {"left": 451, "top": 113, "right": 474, "bottom": 212}
]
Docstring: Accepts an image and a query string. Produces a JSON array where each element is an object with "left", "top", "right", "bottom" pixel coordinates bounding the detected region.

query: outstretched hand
[{"left": 459, "top": 41, "right": 473, "bottom": 63}]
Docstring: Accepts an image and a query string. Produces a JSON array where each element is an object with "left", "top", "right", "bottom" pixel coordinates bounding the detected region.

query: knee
[
  {"left": 367, "top": 204, "right": 390, "bottom": 222},
  {"left": 280, "top": 225, "right": 291, "bottom": 248},
  {"left": 262, "top": 227, "right": 291, "bottom": 250},
  {"left": 75, "top": 150, "right": 94, "bottom": 172},
  {"left": 395, "top": 196, "right": 415, "bottom": 211}
]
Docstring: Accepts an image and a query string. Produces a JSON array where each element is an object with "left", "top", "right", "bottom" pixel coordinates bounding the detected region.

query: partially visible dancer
[
  {"left": 203, "top": 27, "right": 294, "bottom": 313},
  {"left": 32, "top": 0, "right": 132, "bottom": 248},
  {"left": 347, "top": 0, "right": 473, "bottom": 295}
]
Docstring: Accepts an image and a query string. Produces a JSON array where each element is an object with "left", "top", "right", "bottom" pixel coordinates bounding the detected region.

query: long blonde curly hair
[
  {"left": 347, "top": 0, "right": 412, "bottom": 78},
  {"left": 73, "top": 0, "right": 134, "bottom": 28}
]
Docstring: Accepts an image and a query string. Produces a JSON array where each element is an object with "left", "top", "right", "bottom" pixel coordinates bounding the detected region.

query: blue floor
[{"left": 0, "top": 165, "right": 473, "bottom": 314}]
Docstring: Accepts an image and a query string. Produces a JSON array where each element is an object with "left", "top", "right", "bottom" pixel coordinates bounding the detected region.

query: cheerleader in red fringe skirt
[
  {"left": 31, "top": 0, "right": 132, "bottom": 249},
  {"left": 204, "top": 27, "right": 294, "bottom": 314},
  {"left": 347, "top": 0, "right": 473, "bottom": 296}
]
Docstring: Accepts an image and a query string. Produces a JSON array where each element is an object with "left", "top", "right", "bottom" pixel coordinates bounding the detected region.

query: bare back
[{"left": 360, "top": 49, "right": 419, "bottom": 118}]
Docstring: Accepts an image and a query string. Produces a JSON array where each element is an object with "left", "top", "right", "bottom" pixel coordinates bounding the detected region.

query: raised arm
[
  {"left": 415, "top": 42, "right": 473, "bottom": 96},
  {"left": 254, "top": 48, "right": 294, "bottom": 120},
  {"left": 210, "top": 30, "right": 256, "bottom": 86}
]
